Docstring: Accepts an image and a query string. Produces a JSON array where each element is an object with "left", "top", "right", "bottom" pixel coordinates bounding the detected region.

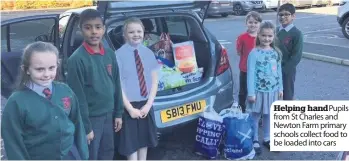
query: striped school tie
[
  {"left": 134, "top": 49, "right": 148, "bottom": 97},
  {"left": 42, "top": 88, "right": 52, "bottom": 100}
]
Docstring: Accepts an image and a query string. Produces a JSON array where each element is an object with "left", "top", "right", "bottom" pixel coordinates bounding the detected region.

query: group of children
[
  {"left": 1, "top": 3, "right": 303, "bottom": 160},
  {"left": 1, "top": 9, "right": 159, "bottom": 160},
  {"left": 236, "top": 3, "right": 303, "bottom": 154}
]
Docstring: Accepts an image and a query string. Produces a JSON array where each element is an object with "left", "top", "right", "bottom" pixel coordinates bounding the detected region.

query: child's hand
[
  {"left": 87, "top": 130, "right": 94, "bottom": 145},
  {"left": 248, "top": 96, "right": 256, "bottom": 103},
  {"left": 140, "top": 103, "right": 152, "bottom": 118},
  {"left": 129, "top": 108, "right": 143, "bottom": 119},
  {"left": 114, "top": 118, "right": 122, "bottom": 132},
  {"left": 279, "top": 91, "right": 284, "bottom": 99}
]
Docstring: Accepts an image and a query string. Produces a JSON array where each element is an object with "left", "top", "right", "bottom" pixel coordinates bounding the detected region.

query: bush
[{"left": 1, "top": 0, "right": 93, "bottom": 10}]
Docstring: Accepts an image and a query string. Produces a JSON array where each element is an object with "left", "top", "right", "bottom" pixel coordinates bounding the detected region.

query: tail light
[{"left": 216, "top": 45, "right": 231, "bottom": 76}]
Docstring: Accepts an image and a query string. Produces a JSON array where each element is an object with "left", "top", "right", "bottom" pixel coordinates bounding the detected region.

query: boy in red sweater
[{"left": 236, "top": 11, "right": 262, "bottom": 112}]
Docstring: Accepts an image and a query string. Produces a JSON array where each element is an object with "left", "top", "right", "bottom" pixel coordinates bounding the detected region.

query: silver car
[
  {"left": 1, "top": 1, "right": 235, "bottom": 136},
  {"left": 232, "top": 0, "right": 265, "bottom": 15}
]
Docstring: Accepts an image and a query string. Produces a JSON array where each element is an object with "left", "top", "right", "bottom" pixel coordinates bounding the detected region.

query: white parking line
[
  {"left": 304, "top": 41, "right": 349, "bottom": 49},
  {"left": 295, "top": 15, "right": 329, "bottom": 20},
  {"left": 303, "top": 27, "right": 342, "bottom": 34}
]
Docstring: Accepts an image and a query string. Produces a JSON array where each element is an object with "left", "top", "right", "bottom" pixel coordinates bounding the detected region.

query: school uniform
[
  {"left": 115, "top": 43, "right": 160, "bottom": 156},
  {"left": 67, "top": 42, "right": 124, "bottom": 160},
  {"left": 1, "top": 81, "right": 89, "bottom": 160},
  {"left": 246, "top": 48, "right": 283, "bottom": 143},
  {"left": 276, "top": 24, "right": 304, "bottom": 100},
  {"left": 236, "top": 32, "right": 256, "bottom": 112}
]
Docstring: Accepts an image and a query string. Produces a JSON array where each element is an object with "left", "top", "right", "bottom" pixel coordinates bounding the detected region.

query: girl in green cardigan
[{"left": 1, "top": 42, "right": 89, "bottom": 160}]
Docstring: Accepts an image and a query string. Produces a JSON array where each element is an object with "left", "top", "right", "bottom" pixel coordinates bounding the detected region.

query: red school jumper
[{"left": 236, "top": 32, "right": 256, "bottom": 72}]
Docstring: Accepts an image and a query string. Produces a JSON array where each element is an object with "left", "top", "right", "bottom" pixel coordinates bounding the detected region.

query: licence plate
[
  {"left": 160, "top": 100, "right": 207, "bottom": 123},
  {"left": 221, "top": 3, "right": 230, "bottom": 6}
]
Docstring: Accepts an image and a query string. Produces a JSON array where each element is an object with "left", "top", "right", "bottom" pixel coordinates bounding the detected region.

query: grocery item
[
  {"left": 182, "top": 67, "right": 203, "bottom": 85},
  {"left": 172, "top": 41, "right": 198, "bottom": 73},
  {"left": 150, "top": 33, "right": 174, "bottom": 64},
  {"left": 157, "top": 66, "right": 186, "bottom": 91}
]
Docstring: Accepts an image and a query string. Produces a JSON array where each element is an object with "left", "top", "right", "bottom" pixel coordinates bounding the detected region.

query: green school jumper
[
  {"left": 276, "top": 26, "right": 304, "bottom": 71},
  {"left": 66, "top": 45, "right": 124, "bottom": 134},
  {"left": 1, "top": 82, "right": 89, "bottom": 160}
]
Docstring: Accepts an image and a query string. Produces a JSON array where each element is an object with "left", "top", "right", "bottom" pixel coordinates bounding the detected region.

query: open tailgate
[{"left": 97, "top": 1, "right": 210, "bottom": 23}]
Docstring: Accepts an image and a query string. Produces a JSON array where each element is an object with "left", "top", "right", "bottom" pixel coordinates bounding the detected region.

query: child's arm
[
  {"left": 67, "top": 59, "right": 92, "bottom": 135},
  {"left": 247, "top": 49, "right": 257, "bottom": 97},
  {"left": 121, "top": 89, "right": 134, "bottom": 111},
  {"left": 277, "top": 58, "right": 284, "bottom": 92},
  {"left": 69, "top": 91, "right": 89, "bottom": 160},
  {"left": 112, "top": 58, "right": 124, "bottom": 119},
  {"left": 146, "top": 70, "right": 159, "bottom": 106},
  {"left": 236, "top": 35, "right": 243, "bottom": 56},
  {"left": 140, "top": 69, "right": 158, "bottom": 116},
  {"left": 286, "top": 32, "right": 304, "bottom": 69},
  {"left": 1, "top": 98, "right": 30, "bottom": 160},
  {"left": 141, "top": 48, "right": 161, "bottom": 113}
]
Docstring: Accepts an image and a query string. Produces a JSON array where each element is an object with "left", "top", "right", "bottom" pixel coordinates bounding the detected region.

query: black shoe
[
  {"left": 263, "top": 140, "right": 270, "bottom": 150},
  {"left": 253, "top": 141, "right": 261, "bottom": 155}
]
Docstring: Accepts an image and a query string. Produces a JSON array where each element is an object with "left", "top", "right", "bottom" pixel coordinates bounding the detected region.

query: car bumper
[
  {"left": 207, "top": 6, "right": 234, "bottom": 15},
  {"left": 263, "top": 2, "right": 278, "bottom": 9},
  {"left": 153, "top": 69, "right": 234, "bottom": 133},
  {"left": 337, "top": 16, "right": 345, "bottom": 26}
]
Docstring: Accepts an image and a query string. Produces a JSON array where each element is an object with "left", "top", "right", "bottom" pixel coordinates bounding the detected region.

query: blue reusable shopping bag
[
  {"left": 194, "top": 107, "right": 225, "bottom": 159},
  {"left": 219, "top": 107, "right": 255, "bottom": 160}
]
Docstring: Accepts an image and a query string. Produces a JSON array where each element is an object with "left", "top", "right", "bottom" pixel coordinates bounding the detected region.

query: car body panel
[
  {"left": 207, "top": 1, "right": 234, "bottom": 16},
  {"left": 97, "top": 1, "right": 210, "bottom": 23},
  {"left": 338, "top": 0, "right": 349, "bottom": 24},
  {"left": 95, "top": 1, "right": 234, "bottom": 130},
  {"left": 263, "top": 0, "right": 280, "bottom": 9},
  {"left": 232, "top": 0, "right": 265, "bottom": 15},
  {"left": 154, "top": 70, "right": 234, "bottom": 129},
  {"left": 337, "top": 0, "right": 349, "bottom": 39}
]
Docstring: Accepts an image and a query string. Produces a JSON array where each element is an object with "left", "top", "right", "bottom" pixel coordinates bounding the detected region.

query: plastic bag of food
[{"left": 157, "top": 66, "right": 186, "bottom": 91}]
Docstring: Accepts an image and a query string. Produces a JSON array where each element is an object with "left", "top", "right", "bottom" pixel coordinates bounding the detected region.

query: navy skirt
[{"left": 116, "top": 100, "right": 158, "bottom": 156}]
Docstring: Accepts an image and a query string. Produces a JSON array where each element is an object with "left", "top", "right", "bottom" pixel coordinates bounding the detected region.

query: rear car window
[
  {"left": 164, "top": 16, "right": 189, "bottom": 37},
  {"left": 164, "top": 15, "right": 206, "bottom": 43}
]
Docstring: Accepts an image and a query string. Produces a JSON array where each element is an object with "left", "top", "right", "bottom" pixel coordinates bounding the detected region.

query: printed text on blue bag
[{"left": 196, "top": 117, "right": 224, "bottom": 146}]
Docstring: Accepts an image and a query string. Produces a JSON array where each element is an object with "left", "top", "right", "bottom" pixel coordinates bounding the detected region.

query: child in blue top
[
  {"left": 246, "top": 21, "right": 283, "bottom": 154},
  {"left": 115, "top": 17, "right": 160, "bottom": 160}
]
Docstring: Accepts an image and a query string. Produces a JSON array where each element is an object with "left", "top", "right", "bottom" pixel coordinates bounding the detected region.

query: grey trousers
[
  {"left": 63, "top": 143, "right": 81, "bottom": 160},
  {"left": 282, "top": 67, "right": 296, "bottom": 100},
  {"left": 88, "top": 112, "right": 114, "bottom": 160}
]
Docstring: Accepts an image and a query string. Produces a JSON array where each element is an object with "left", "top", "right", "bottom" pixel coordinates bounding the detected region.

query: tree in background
[{"left": 1, "top": 0, "right": 93, "bottom": 10}]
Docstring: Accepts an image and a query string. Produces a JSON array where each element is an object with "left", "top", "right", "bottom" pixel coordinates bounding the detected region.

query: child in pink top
[{"left": 236, "top": 11, "right": 262, "bottom": 112}]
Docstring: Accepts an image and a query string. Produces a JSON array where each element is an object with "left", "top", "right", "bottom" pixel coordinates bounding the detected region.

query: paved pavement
[{"left": 1, "top": 6, "right": 349, "bottom": 160}]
